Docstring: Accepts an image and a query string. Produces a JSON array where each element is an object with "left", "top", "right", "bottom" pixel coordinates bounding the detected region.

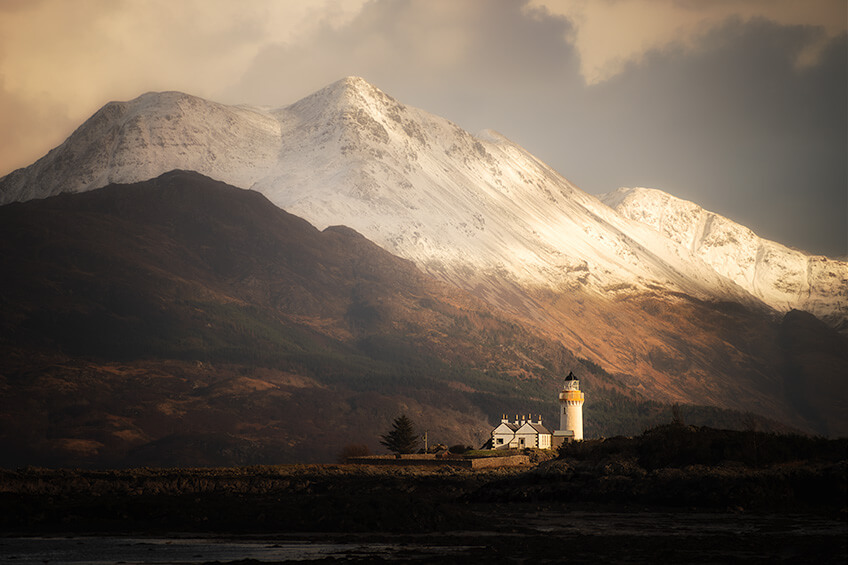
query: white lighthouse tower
[{"left": 554, "top": 371, "right": 584, "bottom": 444}]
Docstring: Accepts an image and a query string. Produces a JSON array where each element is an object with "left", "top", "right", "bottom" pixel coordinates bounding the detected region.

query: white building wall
[
  {"left": 565, "top": 402, "right": 583, "bottom": 441},
  {"left": 491, "top": 423, "right": 517, "bottom": 449},
  {"left": 492, "top": 420, "right": 553, "bottom": 450},
  {"left": 514, "top": 430, "right": 537, "bottom": 448},
  {"left": 492, "top": 431, "right": 514, "bottom": 449}
]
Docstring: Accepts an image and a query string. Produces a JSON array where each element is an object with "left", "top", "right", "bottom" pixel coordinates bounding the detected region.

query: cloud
[
  {"left": 225, "top": 0, "right": 579, "bottom": 126},
  {"left": 569, "top": 19, "right": 847, "bottom": 256},
  {"left": 528, "top": 0, "right": 848, "bottom": 84},
  {"left": 214, "top": 0, "right": 848, "bottom": 255},
  {"left": 0, "top": 0, "right": 367, "bottom": 175},
  {"left": 0, "top": 0, "right": 367, "bottom": 101},
  {"left": 0, "top": 77, "right": 75, "bottom": 173},
  {"left": 0, "top": 0, "right": 844, "bottom": 255}
]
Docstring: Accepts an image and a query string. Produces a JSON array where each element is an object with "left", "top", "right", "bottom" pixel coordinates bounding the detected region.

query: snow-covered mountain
[
  {"left": 602, "top": 187, "right": 847, "bottom": 330},
  {"left": 0, "top": 91, "right": 283, "bottom": 201},
  {"left": 3, "top": 77, "right": 847, "bottom": 436},
  {"left": 0, "top": 79, "right": 748, "bottom": 300},
  {"left": 1, "top": 76, "right": 844, "bottom": 328}
]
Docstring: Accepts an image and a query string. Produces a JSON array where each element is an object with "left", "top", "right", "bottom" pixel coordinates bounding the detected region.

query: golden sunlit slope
[{"left": 0, "top": 171, "right": 842, "bottom": 467}]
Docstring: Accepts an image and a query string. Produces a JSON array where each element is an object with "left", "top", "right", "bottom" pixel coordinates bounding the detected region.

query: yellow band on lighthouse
[{"left": 559, "top": 390, "right": 584, "bottom": 402}]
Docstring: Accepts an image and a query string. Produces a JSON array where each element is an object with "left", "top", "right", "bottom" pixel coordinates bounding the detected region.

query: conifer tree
[{"left": 380, "top": 414, "right": 421, "bottom": 454}]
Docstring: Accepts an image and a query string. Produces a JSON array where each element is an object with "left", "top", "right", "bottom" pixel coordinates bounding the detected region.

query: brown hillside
[
  {"left": 0, "top": 171, "right": 597, "bottom": 465},
  {"left": 0, "top": 171, "right": 842, "bottom": 467}
]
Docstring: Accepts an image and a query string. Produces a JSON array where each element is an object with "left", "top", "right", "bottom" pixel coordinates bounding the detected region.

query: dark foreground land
[{"left": 1, "top": 425, "right": 846, "bottom": 564}]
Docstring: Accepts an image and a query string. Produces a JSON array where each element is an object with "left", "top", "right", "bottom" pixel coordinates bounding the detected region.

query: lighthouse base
[{"left": 552, "top": 430, "right": 575, "bottom": 450}]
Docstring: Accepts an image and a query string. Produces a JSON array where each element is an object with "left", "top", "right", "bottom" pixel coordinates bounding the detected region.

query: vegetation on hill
[
  {"left": 0, "top": 172, "right": 837, "bottom": 468},
  {"left": 380, "top": 414, "right": 422, "bottom": 454},
  {"left": 0, "top": 425, "right": 843, "bottom": 537},
  {"left": 474, "top": 424, "right": 847, "bottom": 513}
]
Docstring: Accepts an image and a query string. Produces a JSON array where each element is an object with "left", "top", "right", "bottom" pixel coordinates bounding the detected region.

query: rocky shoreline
[{"left": 1, "top": 426, "right": 845, "bottom": 563}]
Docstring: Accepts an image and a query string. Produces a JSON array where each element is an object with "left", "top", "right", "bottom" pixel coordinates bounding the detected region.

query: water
[
  {"left": 1, "top": 511, "right": 844, "bottom": 564},
  {"left": 0, "top": 536, "right": 477, "bottom": 564}
]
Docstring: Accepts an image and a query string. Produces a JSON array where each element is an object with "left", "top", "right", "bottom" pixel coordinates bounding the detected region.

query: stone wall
[{"left": 347, "top": 454, "right": 530, "bottom": 468}]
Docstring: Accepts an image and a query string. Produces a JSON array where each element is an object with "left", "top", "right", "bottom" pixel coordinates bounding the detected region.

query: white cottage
[
  {"left": 491, "top": 373, "right": 585, "bottom": 450},
  {"left": 490, "top": 415, "right": 551, "bottom": 450},
  {"left": 491, "top": 419, "right": 519, "bottom": 449},
  {"left": 516, "top": 420, "right": 552, "bottom": 449}
]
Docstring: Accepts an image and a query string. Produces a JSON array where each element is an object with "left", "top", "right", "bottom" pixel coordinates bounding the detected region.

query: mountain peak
[
  {"left": 97, "top": 91, "right": 218, "bottom": 120},
  {"left": 130, "top": 90, "right": 200, "bottom": 104},
  {"left": 335, "top": 75, "right": 376, "bottom": 91},
  {"left": 2, "top": 78, "right": 845, "bottom": 333},
  {"left": 328, "top": 75, "right": 387, "bottom": 98},
  {"left": 285, "top": 75, "right": 400, "bottom": 119}
]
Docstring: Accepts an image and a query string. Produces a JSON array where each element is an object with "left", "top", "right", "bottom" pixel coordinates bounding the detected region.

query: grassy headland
[{"left": 1, "top": 424, "right": 844, "bottom": 536}]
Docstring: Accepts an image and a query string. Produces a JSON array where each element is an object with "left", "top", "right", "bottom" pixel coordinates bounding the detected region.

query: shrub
[{"left": 379, "top": 414, "right": 422, "bottom": 455}]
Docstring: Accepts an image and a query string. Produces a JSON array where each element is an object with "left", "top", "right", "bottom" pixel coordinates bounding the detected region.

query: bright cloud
[
  {"left": 0, "top": 0, "right": 844, "bottom": 256},
  {"left": 528, "top": 0, "right": 848, "bottom": 84},
  {"left": 0, "top": 0, "right": 367, "bottom": 172}
]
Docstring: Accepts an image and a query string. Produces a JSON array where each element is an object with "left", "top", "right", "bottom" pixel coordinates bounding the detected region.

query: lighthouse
[{"left": 554, "top": 371, "right": 584, "bottom": 445}]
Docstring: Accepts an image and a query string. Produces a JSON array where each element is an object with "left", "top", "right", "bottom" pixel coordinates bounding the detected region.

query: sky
[{"left": 1, "top": 0, "right": 845, "bottom": 257}]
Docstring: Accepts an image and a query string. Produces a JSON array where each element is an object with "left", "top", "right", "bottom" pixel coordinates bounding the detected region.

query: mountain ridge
[
  {"left": 602, "top": 187, "right": 847, "bottom": 331},
  {"left": 2, "top": 171, "right": 841, "bottom": 467},
  {"left": 0, "top": 78, "right": 845, "bottom": 452},
  {"left": 1, "top": 78, "right": 770, "bottom": 308}
]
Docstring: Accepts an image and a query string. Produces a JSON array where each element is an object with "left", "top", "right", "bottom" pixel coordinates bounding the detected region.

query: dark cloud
[
  {"left": 219, "top": 2, "right": 848, "bottom": 256},
  {"left": 569, "top": 20, "right": 847, "bottom": 256},
  {"left": 226, "top": 0, "right": 578, "bottom": 110}
]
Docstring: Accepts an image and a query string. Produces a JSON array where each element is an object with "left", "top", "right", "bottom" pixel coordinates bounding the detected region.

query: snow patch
[
  {"left": 602, "top": 187, "right": 847, "bottom": 323},
  {"left": 2, "top": 77, "right": 844, "bottom": 327}
]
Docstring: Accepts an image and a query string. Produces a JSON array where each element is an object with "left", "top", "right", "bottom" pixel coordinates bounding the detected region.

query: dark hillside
[
  {"left": 779, "top": 310, "right": 848, "bottom": 436},
  {"left": 0, "top": 171, "right": 605, "bottom": 466},
  {"left": 0, "top": 171, "right": 833, "bottom": 467}
]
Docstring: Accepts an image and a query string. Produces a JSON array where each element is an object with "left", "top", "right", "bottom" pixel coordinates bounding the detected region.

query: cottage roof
[
  {"left": 494, "top": 422, "right": 519, "bottom": 432},
  {"left": 531, "top": 422, "right": 551, "bottom": 435},
  {"left": 517, "top": 421, "right": 551, "bottom": 435}
]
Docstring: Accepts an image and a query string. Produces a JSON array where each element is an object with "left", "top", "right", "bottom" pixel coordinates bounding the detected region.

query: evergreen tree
[{"left": 380, "top": 414, "right": 421, "bottom": 454}]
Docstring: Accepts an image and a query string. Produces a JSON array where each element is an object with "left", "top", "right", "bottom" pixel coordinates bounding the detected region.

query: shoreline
[
  {"left": 2, "top": 507, "right": 845, "bottom": 564},
  {"left": 2, "top": 427, "right": 845, "bottom": 562}
]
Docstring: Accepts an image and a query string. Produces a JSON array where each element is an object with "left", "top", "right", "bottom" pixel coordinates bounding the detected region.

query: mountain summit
[
  {"left": 3, "top": 77, "right": 818, "bottom": 309},
  {"left": 2, "top": 73, "right": 848, "bottom": 448},
  {"left": 1, "top": 77, "right": 846, "bottom": 428}
]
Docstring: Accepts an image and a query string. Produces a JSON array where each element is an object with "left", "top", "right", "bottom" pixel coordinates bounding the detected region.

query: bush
[{"left": 380, "top": 414, "right": 422, "bottom": 455}]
